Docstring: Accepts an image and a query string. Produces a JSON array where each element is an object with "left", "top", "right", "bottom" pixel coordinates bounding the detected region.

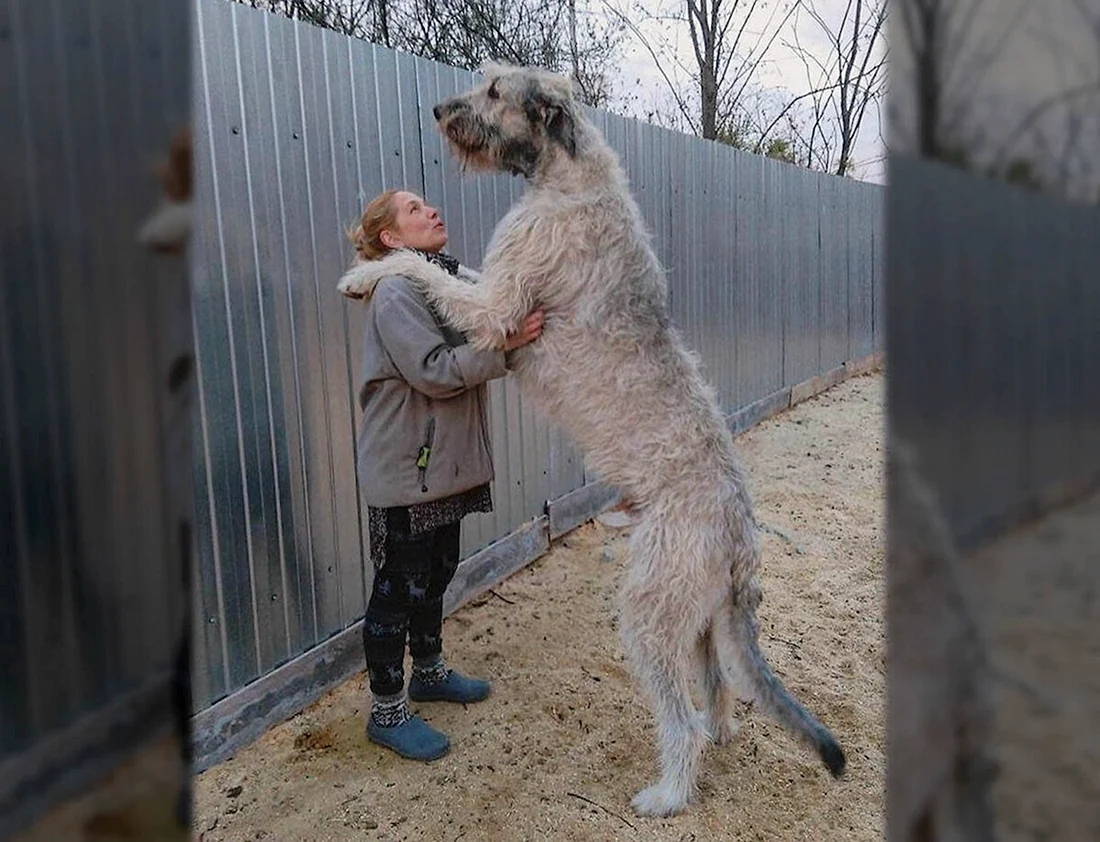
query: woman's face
[{"left": 381, "top": 191, "right": 448, "bottom": 253}]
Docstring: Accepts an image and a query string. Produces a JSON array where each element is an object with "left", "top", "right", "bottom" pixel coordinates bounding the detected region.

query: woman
[{"left": 341, "top": 189, "right": 544, "bottom": 762}]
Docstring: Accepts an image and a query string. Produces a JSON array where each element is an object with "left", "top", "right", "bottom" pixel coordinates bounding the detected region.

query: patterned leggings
[{"left": 362, "top": 508, "right": 461, "bottom": 697}]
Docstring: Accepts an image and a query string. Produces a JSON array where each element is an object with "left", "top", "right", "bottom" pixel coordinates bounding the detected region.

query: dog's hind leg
[
  {"left": 701, "top": 599, "right": 744, "bottom": 745},
  {"left": 621, "top": 607, "right": 709, "bottom": 816},
  {"left": 619, "top": 534, "right": 719, "bottom": 817}
]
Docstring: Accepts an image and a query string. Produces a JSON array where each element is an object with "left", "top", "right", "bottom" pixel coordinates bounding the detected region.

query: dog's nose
[{"left": 432, "top": 104, "right": 444, "bottom": 120}]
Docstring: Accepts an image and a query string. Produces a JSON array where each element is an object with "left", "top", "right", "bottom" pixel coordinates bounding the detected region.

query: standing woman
[{"left": 340, "top": 189, "right": 544, "bottom": 762}]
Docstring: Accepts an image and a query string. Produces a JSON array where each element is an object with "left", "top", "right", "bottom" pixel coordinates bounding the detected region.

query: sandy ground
[
  {"left": 970, "top": 490, "right": 1100, "bottom": 840},
  {"left": 188, "top": 373, "right": 885, "bottom": 842},
  {"left": 12, "top": 733, "right": 187, "bottom": 842}
]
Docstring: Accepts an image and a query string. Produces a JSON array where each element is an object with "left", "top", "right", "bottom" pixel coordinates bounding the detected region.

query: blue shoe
[
  {"left": 408, "top": 670, "right": 491, "bottom": 704},
  {"left": 366, "top": 715, "right": 450, "bottom": 761}
]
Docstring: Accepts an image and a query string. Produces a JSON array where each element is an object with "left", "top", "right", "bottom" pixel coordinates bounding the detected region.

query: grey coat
[{"left": 348, "top": 270, "right": 510, "bottom": 508}]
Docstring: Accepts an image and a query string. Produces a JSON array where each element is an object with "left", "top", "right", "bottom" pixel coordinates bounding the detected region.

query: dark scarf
[
  {"left": 408, "top": 248, "right": 469, "bottom": 343},
  {"left": 413, "top": 248, "right": 460, "bottom": 277}
]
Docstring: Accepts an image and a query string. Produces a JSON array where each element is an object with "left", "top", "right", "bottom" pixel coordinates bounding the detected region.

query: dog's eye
[{"left": 487, "top": 79, "right": 500, "bottom": 100}]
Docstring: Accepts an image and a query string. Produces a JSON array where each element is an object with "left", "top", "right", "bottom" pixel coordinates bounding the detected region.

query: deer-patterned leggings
[{"left": 362, "top": 507, "right": 462, "bottom": 697}]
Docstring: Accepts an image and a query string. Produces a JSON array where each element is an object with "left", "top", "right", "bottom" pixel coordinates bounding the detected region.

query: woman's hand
[{"left": 503, "top": 309, "right": 545, "bottom": 352}]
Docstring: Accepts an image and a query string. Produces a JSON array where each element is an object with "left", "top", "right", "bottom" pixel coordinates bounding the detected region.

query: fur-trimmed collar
[{"left": 337, "top": 248, "right": 482, "bottom": 302}]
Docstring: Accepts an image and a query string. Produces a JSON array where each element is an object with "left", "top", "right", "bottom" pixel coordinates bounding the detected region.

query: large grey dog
[{"left": 339, "top": 63, "right": 845, "bottom": 817}]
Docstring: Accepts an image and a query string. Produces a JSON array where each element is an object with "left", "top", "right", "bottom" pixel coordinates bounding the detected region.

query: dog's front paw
[
  {"left": 630, "top": 782, "right": 691, "bottom": 818},
  {"left": 337, "top": 275, "right": 368, "bottom": 300}
]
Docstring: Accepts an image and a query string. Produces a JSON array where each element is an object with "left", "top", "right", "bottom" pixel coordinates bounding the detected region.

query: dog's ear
[
  {"left": 523, "top": 84, "right": 577, "bottom": 158},
  {"left": 545, "top": 104, "right": 576, "bottom": 157}
]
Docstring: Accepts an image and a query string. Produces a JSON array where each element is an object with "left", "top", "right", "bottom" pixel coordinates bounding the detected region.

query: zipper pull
[
  {"left": 418, "top": 417, "right": 436, "bottom": 493},
  {"left": 417, "top": 446, "right": 430, "bottom": 492}
]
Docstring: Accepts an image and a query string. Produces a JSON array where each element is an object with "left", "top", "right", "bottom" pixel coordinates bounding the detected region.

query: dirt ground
[
  {"left": 12, "top": 733, "right": 187, "bottom": 842},
  {"left": 970, "top": 490, "right": 1100, "bottom": 841},
  {"left": 190, "top": 373, "right": 886, "bottom": 842}
]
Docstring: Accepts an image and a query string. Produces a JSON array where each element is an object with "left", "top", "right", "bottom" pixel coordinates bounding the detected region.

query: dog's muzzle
[{"left": 433, "top": 100, "right": 467, "bottom": 122}]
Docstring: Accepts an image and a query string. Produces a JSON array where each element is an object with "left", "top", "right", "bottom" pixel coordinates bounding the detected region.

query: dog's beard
[
  {"left": 437, "top": 115, "right": 497, "bottom": 174},
  {"left": 436, "top": 114, "right": 540, "bottom": 176}
]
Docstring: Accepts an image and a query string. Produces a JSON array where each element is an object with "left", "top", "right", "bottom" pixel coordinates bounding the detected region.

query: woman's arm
[{"left": 375, "top": 280, "right": 509, "bottom": 399}]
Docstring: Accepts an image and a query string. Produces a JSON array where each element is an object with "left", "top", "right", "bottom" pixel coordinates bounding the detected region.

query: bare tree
[
  {"left": 782, "top": 0, "right": 887, "bottom": 175},
  {"left": 752, "top": 42, "right": 841, "bottom": 170},
  {"left": 569, "top": 0, "right": 581, "bottom": 81},
  {"left": 603, "top": 0, "right": 799, "bottom": 141},
  {"left": 688, "top": 0, "right": 802, "bottom": 140},
  {"left": 599, "top": 0, "right": 702, "bottom": 132},
  {"left": 401, "top": 0, "right": 623, "bottom": 105},
  {"left": 230, "top": 0, "right": 625, "bottom": 107},
  {"left": 985, "top": 0, "right": 1100, "bottom": 201}
]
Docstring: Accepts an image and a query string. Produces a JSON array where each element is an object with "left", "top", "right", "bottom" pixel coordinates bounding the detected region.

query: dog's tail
[{"left": 733, "top": 593, "right": 847, "bottom": 778}]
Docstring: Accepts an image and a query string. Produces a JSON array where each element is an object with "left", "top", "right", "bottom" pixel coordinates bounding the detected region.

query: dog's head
[{"left": 432, "top": 63, "right": 579, "bottom": 179}]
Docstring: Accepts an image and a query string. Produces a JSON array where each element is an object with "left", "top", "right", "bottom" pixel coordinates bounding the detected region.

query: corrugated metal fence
[
  {"left": 888, "top": 155, "right": 1100, "bottom": 550},
  {"left": 190, "top": 0, "right": 884, "bottom": 725}
]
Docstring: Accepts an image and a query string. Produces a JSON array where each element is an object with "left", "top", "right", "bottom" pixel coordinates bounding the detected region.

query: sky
[{"left": 589, "top": 0, "right": 889, "bottom": 184}]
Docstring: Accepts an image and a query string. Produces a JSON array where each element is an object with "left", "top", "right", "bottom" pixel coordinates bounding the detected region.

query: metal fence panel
[
  {"left": 1078, "top": 211, "right": 1100, "bottom": 467},
  {"left": 759, "top": 158, "right": 786, "bottom": 397},
  {"left": 820, "top": 173, "right": 849, "bottom": 371},
  {"left": 715, "top": 145, "right": 737, "bottom": 408},
  {"left": 229, "top": 5, "right": 294, "bottom": 678},
  {"left": 783, "top": 164, "right": 821, "bottom": 384},
  {"left": 735, "top": 155, "right": 785, "bottom": 406},
  {"left": 848, "top": 184, "right": 875, "bottom": 360},
  {"left": 195, "top": 0, "right": 261, "bottom": 698},
  {"left": 889, "top": 154, "right": 1100, "bottom": 547},
  {"left": 258, "top": 9, "right": 323, "bottom": 664},
  {"left": 872, "top": 187, "right": 885, "bottom": 353}
]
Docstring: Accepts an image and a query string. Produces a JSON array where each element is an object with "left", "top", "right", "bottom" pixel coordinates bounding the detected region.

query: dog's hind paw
[
  {"left": 631, "top": 782, "right": 691, "bottom": 817},
  {"left": 707, "top": 716, "right": 741, "bottom": 746}
]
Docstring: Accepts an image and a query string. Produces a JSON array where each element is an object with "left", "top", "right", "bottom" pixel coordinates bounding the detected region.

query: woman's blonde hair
[{"left": 347, "top": 188, "right": 401, "bottom": 261}]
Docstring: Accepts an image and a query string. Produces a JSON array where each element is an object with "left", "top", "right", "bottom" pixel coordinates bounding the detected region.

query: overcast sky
[{"left": 594, "top": 0, "right": 888, "bottom": 184}]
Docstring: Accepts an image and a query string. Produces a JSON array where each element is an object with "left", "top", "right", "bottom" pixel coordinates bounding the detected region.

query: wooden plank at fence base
[
  {"left": 190, "top": 621, "right": 365, "bottom": 775},
  {"left": 728, "top": 387, "right": 793, "bottom": 436},
  {"left": 955, "top": 472, "right": 1100, "bottom": 556},
  {"left": 790, "top": 365, "right": 847, "bottom": 405},
  {"left": 727, "top": 351, "right": 884, "bottom": 437},
  {"left": 547, "top": 483, "right": 622, "bottom": 541},
  {"left": 844, "top": 350, "right": 885, "bottom": 379}
]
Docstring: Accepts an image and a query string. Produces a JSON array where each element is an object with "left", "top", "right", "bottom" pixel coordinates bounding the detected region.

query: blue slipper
[
  {"left": 366, "top": 715, "right": 450, "bottom": 761},
  {"left": 408, "top": 670, "right": 491, "bottom": 704}
]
